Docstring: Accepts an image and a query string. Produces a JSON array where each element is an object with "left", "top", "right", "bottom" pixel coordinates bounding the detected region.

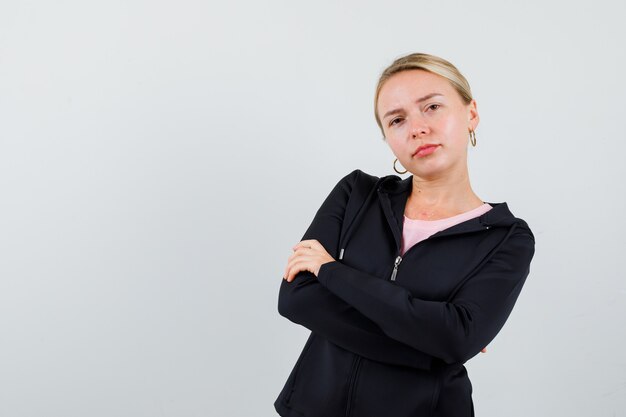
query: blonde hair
[{"left": 374, "top": 52, "right": 473, "bottom": 138}]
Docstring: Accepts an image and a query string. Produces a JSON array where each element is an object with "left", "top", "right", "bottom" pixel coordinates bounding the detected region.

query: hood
[{"left": 378, "top": 174, "right": 532, "bottom": 230}]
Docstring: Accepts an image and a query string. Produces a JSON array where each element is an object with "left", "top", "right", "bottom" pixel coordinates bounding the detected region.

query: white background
[{"left": 1, "top": 1, "right": 625, "bottom": 416}]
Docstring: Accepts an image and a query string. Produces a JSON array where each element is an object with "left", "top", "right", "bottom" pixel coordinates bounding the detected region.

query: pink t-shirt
[{"left": 401, "top": 203, "right": 493, "bottom": 256}]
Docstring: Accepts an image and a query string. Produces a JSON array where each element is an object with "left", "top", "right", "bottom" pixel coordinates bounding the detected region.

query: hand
[{"left": 283, "top": 239, "right": 336, "bottom": 282}]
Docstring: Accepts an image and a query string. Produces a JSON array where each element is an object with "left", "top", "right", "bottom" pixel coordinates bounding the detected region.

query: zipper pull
[{"left": 390, "top": 255, "right": 402, "bottom": 281}]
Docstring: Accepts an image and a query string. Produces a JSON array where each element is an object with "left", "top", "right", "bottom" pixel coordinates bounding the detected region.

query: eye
[
  {"left": 389, "top": 117, "right": 404, "bottom": 127},
  {"left": 426, "top": 104, "right": 441, "bottom": 111}
]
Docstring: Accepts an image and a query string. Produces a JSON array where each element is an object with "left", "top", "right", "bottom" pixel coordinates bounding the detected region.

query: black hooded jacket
[{"left": 274, "top": 169, "right": 536, "bottom": 417}]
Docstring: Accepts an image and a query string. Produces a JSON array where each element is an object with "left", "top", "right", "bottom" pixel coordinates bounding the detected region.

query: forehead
[{"left": 377, "top": 69, "right": 457, "bottom": 109}]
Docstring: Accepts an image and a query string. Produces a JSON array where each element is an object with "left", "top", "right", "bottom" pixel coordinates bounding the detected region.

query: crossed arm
[
  {"left": 277, "top": 170, "right": 436, "bottom": 370},
  {"left": 277, "top": 169, "right": 535, "bottom": 367}
]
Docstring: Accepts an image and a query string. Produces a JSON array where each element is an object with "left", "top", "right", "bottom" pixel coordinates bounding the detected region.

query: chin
[{"left": 413, "top": 162, "right": 449, "bottom": 179}]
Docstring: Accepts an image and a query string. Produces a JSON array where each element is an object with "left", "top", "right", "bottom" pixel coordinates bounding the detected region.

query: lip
[{"left": 413, "top": 144, "right": 440, "bottom": 157}]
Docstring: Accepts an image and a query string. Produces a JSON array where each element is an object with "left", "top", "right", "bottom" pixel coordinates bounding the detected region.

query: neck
[{"left": 406, "top": 167, "right": 483, "bottom": 219}]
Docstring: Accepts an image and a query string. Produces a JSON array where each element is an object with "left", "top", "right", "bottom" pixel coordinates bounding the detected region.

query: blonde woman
[{"left": 275, "top": 52, "right": 535, "bottom": 417}]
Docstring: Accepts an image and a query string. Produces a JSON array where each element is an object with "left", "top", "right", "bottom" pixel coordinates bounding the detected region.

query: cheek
[
  {"left": 385, "top": 124, "right": 410, "bottom": 144},
  {"left": 386, "top": 138, "right": 400, "bottom": 154},
  {"left": 440, "top": 116, "right": 466, "bottom": 141},
  {"left": 385, "top": 137, "right": 408, "bottom": 158}
]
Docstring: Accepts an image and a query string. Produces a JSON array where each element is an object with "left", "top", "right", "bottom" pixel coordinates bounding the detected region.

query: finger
[
  {"left": 284, "top": 257, "right": 297, "bottom": 280},
  {"left": 292, "top": 240, "right": 309, "bottom": 250},
  {"left": 284, "top": 247, "right": 320, "bottom": 281},
  {"left": 284, "top": 262, "right": 291, "bottom": 281},
  {"left": 288, "top": 259, "right": 314, "bottom": 282},
  {"left": 284, "top": 255, "right": 298, "bottom": 280},
  {"left": 284, "top": 258, "right": 301, "bottom": 282},
  {"left": 308, "top": 239, "right": 322, "bottom": 250},
  {"left": 286, "top": 250, "right": 298, "bottom": 263},
  {"left": 287, "top": 247, "right": 312, "bottom": 267},
  {"left": 293, "top": 239, "right": 319, "bottom": 251},
  {"left": 293, "top": 246, "right": 311, "bottom": 253},
  {"left": 285, "top": 261, "right": 302, "bottom": 282}
]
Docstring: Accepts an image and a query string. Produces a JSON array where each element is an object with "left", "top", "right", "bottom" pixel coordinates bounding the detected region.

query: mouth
[{"left": 413, "top": 144, "right": 440, "bottom": 158}]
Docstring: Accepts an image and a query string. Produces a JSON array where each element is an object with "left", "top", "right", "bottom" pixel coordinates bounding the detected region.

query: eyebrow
[{"left": 382, "top": 93, "right": 444, "bottom": 120}]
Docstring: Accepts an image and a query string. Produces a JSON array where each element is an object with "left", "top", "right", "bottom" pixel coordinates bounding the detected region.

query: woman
[{"left": 274, "top": 52, "right": 535, "bottom": 417}]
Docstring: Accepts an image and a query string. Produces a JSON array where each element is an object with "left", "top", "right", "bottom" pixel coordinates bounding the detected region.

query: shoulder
[
  {"left": 336, "top": 169, "right": 388, "bottom": 192},
  {"left": 505, "top": 209, "right": 536, "bottom": 250},
  {"left": 486, "top": 201, "right": 536, "bottom": 244},
  {"left": 323, "top": 170, "right": 384, "bottom": 210},
  {"left": 339, "top": 168, "right": 379, "bottom": 184},
  {"left": 507, "top": 205, "right": 536, "bottom": 244}
]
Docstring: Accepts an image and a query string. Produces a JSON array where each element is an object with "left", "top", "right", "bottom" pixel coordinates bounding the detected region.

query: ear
[{"left": 468, "top": 99, "right": 479, "bottom": 130}]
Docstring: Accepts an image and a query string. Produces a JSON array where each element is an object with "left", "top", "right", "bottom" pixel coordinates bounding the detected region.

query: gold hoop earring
[
  {"left": 393, "top": 158, "right": 407, "bottom": 174},
  {"left": 468, "top": 128, "right": 477, "bottom": 147}
]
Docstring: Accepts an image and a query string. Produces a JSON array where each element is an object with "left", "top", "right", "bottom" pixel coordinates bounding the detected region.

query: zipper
[
  {"left": 386, "top": 221, "right": 495, "bottom": 282},
  {"left": 345, "top": 356, "right": 362, "bottom": 417},
  {"left": 389, "top": 255, "right": 402, "bottom": 281},
  {"left": 346, "top": 183, "right": 501, "bottom": 283},
  {"left": 388, "top": 234, "right": 430, "bottom": 281},
  {"left": 382, "top": 219, "right": 456, "bottom": 281}
]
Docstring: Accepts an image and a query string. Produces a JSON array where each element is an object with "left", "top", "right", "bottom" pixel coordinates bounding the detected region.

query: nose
[{"left": 409, "top": 116, "right": 430, "bottom": 138}]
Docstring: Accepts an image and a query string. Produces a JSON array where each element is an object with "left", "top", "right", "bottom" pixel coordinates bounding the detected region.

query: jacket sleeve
[
  {"left": 316, "top": 227, "right": 536, "bottom": 365},
  {"left": 277, "top": 169, "right": 436, "bottom": 370}
]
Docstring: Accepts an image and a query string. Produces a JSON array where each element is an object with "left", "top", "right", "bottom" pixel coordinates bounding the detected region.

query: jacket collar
[{"left": 377, "top": 174, "right": 523, "bottom": 251}]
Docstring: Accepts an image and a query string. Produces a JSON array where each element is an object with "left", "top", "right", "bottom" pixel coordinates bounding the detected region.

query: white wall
[{"left": 1, "top": 1, "right": 624, "bottom": 416}]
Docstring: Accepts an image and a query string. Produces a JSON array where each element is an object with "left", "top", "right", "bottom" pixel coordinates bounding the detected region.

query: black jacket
[{"left": 274, "top": 169, "right": 536, "bottom": 417}]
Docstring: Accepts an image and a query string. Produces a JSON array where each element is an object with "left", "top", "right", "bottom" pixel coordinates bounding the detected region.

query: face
[{"left": 376, "top": 69, "right": 479, "bottom": 180}]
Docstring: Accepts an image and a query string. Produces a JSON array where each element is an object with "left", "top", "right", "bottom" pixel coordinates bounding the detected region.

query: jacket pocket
[
  {"left": 283, "top": 333, "right": 317, "bottom": 405},
  {"left": 283, "top": 335, "right": 356, "bottom": 415},
  {"left": 431, "top": 364, "right": 473, "bottom": 417},
  {"left": 349, "top": 358, "right": 437, "bottom": 417}
]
